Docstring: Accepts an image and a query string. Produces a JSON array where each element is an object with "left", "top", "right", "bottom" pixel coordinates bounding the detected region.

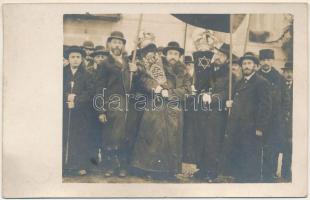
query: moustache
[{"left": 168, "top": 59, "right": 177, "bottom": 63}]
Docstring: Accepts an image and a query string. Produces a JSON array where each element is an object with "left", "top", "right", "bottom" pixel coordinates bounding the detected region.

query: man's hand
[
  {"left": 129, "top": 63, "right": 138, "bottom": 72},
  {"left": 161, "top": 89, "right": 169, "bottom": 98},
  {"left": 99, "top": 114, "right": 107, "bottom": 123},
  {"left": 191, "top": 85, "right": 197, "bottom": 95},
  {"left": 226, "top": 100, "right": 233, "bottom": 108},
  {"left": 67, "top": 101, "right": 75, "bottom": 109},
  {"left": 256, "top": 129, "right": 263, "bottom": 137},
  {"left": 154, "top": 85, "right": 163, "bottom": 94},
  {"left": 202, "top": 93, "right": 212, "bottom": 104},
  {"left": 67, "top": 94, "right": 76, "bottom": 102}
]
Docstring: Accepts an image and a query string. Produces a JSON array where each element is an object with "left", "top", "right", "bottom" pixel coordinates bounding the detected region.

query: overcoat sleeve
[
  {"left": 74, "top": 71, "right": 95, "bottom": 108},
  {"left": 255, "top": 78, "right": 272, "bottom": 132},
  {"left": 168, "top": 73, "right": 192, "bottom": 102},
  {"left": 94, "top": 64, "right": 108, "bottom": 114}
]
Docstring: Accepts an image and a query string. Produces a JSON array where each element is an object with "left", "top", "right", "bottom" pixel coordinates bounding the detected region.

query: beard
[
  {"left": 111, "top": 47, "right": 122, "bottom": 56},
  {"left": 243, "top": 68, "right": 255, "bottom": 76},
  {"left": 261, "top": 64, "right": 271, "bottom": 71},
  {"left": 168, "top": 58, "right": 177, "bottom": 65}
]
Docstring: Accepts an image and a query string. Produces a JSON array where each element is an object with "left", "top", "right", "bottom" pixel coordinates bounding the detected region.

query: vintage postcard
[{"left": 2, "top": 2, "right": 308, "bottom": 198}]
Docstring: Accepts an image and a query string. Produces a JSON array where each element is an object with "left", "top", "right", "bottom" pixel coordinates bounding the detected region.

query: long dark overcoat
[
  {"left": 95, "top": 55, "right": 134, "bottom": 150},
  {"left": 63, "top": 64, "right": 95, "bottom": 171},
  {"left": 196, "top": 63, "right": 229, "bottom": 177},
  {"left": 257, "top": 67, "right": 288, "bottom": 180},
  {"left": 220, "top": 73, "right": 272, "bottom": 182}
]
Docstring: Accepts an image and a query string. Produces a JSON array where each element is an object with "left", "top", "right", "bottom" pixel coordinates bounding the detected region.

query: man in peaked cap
[
  {"left": 257, "top": 49, "right": 289, "bottom": 182},
  {"left": 95, "top": 30, "right": 137, "bottom": 178},
  {"left": 221, "top": 52, "right": 272, "bottom": 182},
  {"left": 63, "top": 46, "right": 96, "bottom": 176}
]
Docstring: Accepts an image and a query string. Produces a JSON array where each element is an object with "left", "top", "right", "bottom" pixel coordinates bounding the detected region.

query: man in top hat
[
  {"left": 257, "top": 49, "right": 289, "bottom": 182},
  {"left": 63, "top": 46, "right": 96, "bottom": 176},
  {"left": 193, "top": 43, "right": 234, "bottom": 181},
  {"left": 280, "top": 61, "right": 293, "bottom": 181},
  {"left": 223, "top": 52, "right": 272, "bottom": 182},
  {"left": 131, "top": 41, "right": 191, "bottom": 179},
  {"left": 95, "top": 31, "right": 137, "bottom": 178}
]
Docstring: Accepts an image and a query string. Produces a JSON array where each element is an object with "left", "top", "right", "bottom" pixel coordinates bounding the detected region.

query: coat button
[{"left": 235, "top": 92, "right": 239, "bottom": 96}]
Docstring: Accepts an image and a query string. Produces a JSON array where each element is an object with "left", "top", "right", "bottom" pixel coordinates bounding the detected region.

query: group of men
[{"left": 63, "top": 30, "right": 293, "bottom": 183}]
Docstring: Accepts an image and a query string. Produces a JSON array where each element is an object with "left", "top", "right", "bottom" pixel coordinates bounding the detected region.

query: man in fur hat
[
  {"left": 131, "top": 41, "right": 191, "bottom": 180},
  {"left": 257, "top": 49, "right": 289, "bottom": 182},
  {"left": 193, "top": 43, "right": 235, "bottom": 181}
]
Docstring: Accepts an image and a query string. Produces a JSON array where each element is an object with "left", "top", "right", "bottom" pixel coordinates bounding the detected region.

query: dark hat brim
[
  {"left": 90, "top": 50, "right": 110, "bottom": 57},
  {"left": 239, "top": 55, "right": 259, "bottom": 65},
  {"left": 140, "top": 43, "right": 157, "bottom": 56},
  {"left": 107, "top": 36, "right": 126, "bottom": 44},
  {"left": 163, "top": 46, "right": 185, "bottom": 56},
  {"left": 64, "top": 47, "right": 86, "bottom": 59}
]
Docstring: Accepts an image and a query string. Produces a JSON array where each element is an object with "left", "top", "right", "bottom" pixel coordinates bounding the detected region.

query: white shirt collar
[
  {"left": 261, "top": 67, "right": 272, "bottom": 73},
  {"left": 244, "top": 71, "right": 255, "bottom": 81},
  {"left": 70, "top": 66, "right": 78, "bottom": 75}
]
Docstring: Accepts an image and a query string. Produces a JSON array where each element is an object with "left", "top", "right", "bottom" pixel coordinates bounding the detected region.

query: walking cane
[
  {"left": 260, "top": 137, "right": 264, "bottom": 182},
  {"left": 65, "top": 81, "right": 74, "bottom": 165}
]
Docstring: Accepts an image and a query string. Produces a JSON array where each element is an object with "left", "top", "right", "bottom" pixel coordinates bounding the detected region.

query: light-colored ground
[{"left": 63, "top": 163, "right": 201, "bottom": 183}]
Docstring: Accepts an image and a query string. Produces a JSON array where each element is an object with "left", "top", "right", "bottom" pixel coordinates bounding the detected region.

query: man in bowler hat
[
  {"left": 82, "top": 40, "right": 95, "bottom": 68},
  {"left": 223, "top": 52, "right": 272, "bottom": 182},
  {"left": 95, "top": 31, "right": 137, "bottom": 178},
  {"left": 280, "top": 61, "right": 293, "bottom": 181}
]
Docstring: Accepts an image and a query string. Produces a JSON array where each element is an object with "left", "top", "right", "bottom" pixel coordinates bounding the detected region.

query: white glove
[
  {"left": 161, "top": 89, "right": 169, "bottom": 98},
  {"left": 226, "top": 100, "right": 233, "bottom": 108},
  {"left": 202, "top": 93, "right": 212, "bottom": 104},
  {"left": 191, "top": 85, "right": 197, "bottom": 95},
  {"left": 154, "top": 85, "right": 163, "bottom": 94}
]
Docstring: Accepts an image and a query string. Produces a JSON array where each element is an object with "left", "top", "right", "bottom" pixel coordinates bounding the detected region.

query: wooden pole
[
  {"left": 129, "top": 14, "right": 143, "bottom": 90},
  {"left": 228, "top": 14, "right": 233, "bottom": 115},
  {"left": 183, "top": 23, "right": 188, "bottom": 62}
]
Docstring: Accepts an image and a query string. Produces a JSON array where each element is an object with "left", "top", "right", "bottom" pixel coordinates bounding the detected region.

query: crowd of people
[{"left": 63, "top": 30, "right": 293, "bottom": 183}]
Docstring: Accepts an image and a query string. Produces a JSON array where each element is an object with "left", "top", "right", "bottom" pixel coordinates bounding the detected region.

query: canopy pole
[
  {"left": 243, "top": 14, "right": 251, "bottom": 53},
  {"left": 228, "top": 14, "right": 233, "bottom": 115},
  {"left": 183, "top": 23, "right": 188, "bottom": 62},
  {"left": 129, "top": 14, "right": 143, "bottom": 90}
]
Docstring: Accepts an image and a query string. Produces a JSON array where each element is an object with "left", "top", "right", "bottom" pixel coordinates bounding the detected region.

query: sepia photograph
[
  {"left": 2, "top": 2, "right": 308, "bottom": 198},
  {"left": 63, "top": 13, "right": 294, "bottom": 183}
]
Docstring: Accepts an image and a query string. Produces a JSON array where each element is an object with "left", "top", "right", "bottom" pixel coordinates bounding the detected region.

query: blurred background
[{"left": 63, "top": 13, "right": 293, "bottom": 71}]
